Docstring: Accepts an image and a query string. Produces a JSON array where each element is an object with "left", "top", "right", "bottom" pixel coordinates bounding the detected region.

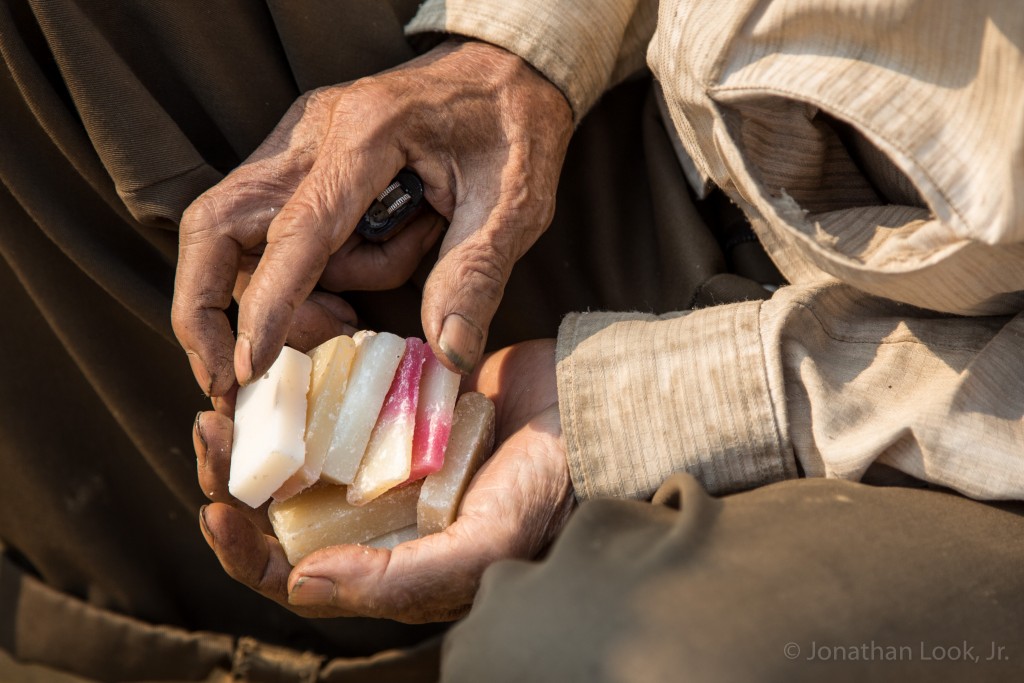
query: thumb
[{"left": 421, "top": 204, "right": 529, "bottom": 375}]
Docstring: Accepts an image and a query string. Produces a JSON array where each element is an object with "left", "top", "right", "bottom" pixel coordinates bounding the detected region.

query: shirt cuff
[
  {"left": 406, "top": 0, "right": 642, "bottom": 122},
  {"left": 556, "top": 303, "right": 798, "bottom": 500}
]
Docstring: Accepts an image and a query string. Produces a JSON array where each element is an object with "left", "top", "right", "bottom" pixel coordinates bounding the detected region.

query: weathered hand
[
  {"left": 172, "top": 40, "right": 573, "bottom": 396},
  {"left": 193, "top": 339, "right": 574, "bottom": 622}
]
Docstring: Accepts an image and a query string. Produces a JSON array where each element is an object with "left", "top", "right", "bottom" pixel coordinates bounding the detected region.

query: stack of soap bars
[{"left": 227, "top": 331, "right": 496, "bottom": 565}]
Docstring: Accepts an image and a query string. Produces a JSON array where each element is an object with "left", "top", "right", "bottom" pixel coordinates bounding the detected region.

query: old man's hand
[{"left": 171, "top": 40, "right": 573, "bottom": 396}]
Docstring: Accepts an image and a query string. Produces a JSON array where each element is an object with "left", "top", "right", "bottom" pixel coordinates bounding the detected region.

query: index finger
[
  {"left": 172, "top": 203, "right": 246, "bottom": 396},
  {"left": 234, "top": 147, "right": 403, "bottom": 384},
  {"left": 172, "top": 93, "right": 326, "bottom": 394}
]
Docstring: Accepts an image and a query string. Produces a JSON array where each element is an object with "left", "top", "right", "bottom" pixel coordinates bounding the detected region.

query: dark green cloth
[{"left": 444, "top": 474, "right": 1024, "bottom": 682}]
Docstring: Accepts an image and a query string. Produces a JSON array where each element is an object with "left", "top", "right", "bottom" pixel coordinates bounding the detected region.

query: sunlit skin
[
  {"left": 171, "top": 39, "right": 573, "bottom": 395},
  {"left": 179, "top": 35, "right": 576, "bottom": 622},
  {"left": 194, "top": 339, "right": 574, "bottom": 622}
]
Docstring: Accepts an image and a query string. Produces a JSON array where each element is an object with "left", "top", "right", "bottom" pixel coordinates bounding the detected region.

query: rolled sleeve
[
  {"left": 556, "top": 303, "right": 797, "bottom": 500},
  {"left": 406, "top": 0, "right": 656, "bottom": 121}
]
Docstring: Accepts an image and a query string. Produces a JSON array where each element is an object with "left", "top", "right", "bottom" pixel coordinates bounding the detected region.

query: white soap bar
[
  {"left": 229, "top": 346, "right": 312, "bottom": 509},
  {"left": 273, "top": 335, "right": 357, "bottom": 501},
  {"left": 321, "top": 331, "right": 406, "bottom": 485}
]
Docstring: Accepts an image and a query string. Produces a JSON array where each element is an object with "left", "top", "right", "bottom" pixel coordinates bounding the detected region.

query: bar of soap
[
  {"left": 229, "top": 346, "right": 312, "bottom": 509},
  {"left": 348, "top": 338, "right": 426, "bottom": 505},
  {"left": 274, "top": 335, "right": 356, "bottom": 501},
  {"left": 321, "top": 331, "right": 406, "bottom": 485},
  {"left": 406, "top": 348, "right": 461, "bottom": 483},
  {"left": 269, "top": 481, "right": 423, "bottom": 565},
  {"left": 418, "top": 392, "right": 496, "bottom": 535},
  {"left": 363, "top": 524, "right": 419, "bottom": 550}
]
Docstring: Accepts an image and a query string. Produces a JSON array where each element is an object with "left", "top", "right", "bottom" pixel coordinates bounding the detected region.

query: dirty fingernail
[
  {"left": 198, "top": 505, "right": 214, "bottom": 548},
  {"left": 235, "top": 334, "right": 253, "bottom": 386},
  {"left": 289, "top": 576, "right": 336, "bottom": 606},
  {"left": 439, "top": 313, "right": 483, "bottom": 375},
  {"left": 194, "top": 411, "right": 207, "bottom": 453}
]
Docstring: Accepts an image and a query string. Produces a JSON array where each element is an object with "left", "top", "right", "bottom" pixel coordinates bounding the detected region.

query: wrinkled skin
[
  {"left": 171, "top": 39, "right": 574, "bottom": 394},
  {"left": 193, "top": 339, "right": 574, "bottom": 623},
  {"left": 177, "top": 38, "right": 578, "bottom": 621}
]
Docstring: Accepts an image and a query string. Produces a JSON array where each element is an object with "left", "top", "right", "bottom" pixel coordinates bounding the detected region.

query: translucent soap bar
[
  {"left": 274, "top": 335, "right": 356, "bottom": 501},
  {"left": 406, "top": 348, "right": 461, "bottom": 483},
  {"left": 348, "top": 338, "right": 426, "bottom": 505},
  {"left": 418, "top": 392, "right": 496, "bottom": 535},
  {"left": 363, "top": 524, "right": 419, "bottom": 550},
  {"left": 228, "top": 346, "right": 311, "bottom": 509},
  {"left": 269, "top": 481, "right": 423, "bottom": 565},
  {"left": 321, "top": 331, "right": 405, "bottom": 485}
]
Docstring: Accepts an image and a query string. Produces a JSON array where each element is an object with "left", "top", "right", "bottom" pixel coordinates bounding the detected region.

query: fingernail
[
  {"left": 186, "top": 351, "right": 213, "bottom": 396},
  {"left": 235, "top": 334, "right": 253, "bottom": 386},
  {"left": 289, "top": 576, "right": 336, "bottom": 606},
  {"left": 194, "top": 412, "right": 207, "bottom": 450},
  {"left": 439, "top": 313, "right": 483, "bottom": 375},
  {"left": 198, "top": 505, "right": 214, "bottom": 548}
]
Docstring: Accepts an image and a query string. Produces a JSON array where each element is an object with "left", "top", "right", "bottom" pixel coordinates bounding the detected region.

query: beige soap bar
[
  {"left": 274, "top": 335, "right": 357, "bottom": 501},
  {"left": 418, "top": 392, "right": 496, "bottom": 535},
  {"left": 269, "top": 481, "right": 422, "bottom": 565}
]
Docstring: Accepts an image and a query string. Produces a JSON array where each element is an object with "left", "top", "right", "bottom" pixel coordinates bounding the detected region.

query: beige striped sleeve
[
  {"left": 557, "top": 302, "right": 797, "bottom": 500},
  {"left": 558, "top": 282, "right": 1024, "bottom": 502},
  {"left": 406, "top": 0, "right": 657, "bottom": 121},
  {"left": 651, "top": 0, "right": 1024, "bottom": 315}
]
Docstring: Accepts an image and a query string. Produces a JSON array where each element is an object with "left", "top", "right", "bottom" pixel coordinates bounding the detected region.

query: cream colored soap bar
[
  {"left": 269, "top": 481, "right": 422, "bottom": 565},
  {"left": 274, "top": 335, "right": 356, "bottom": 501},
  {"left": 229, "top": 346, "right": 312, "bottom": 509},
  {"left": 418, "top": 392, "right": 496, "bottom": 535}
]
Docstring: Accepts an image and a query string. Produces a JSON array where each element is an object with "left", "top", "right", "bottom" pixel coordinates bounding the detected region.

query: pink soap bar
[
  {"left": 406, "top": 347, "right": 461, "bottom": 483},
  {"left": 348, "top": 338, "right": 426, "bottom": 505}
]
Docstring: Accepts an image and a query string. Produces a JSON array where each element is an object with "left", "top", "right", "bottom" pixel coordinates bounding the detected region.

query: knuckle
[
  {"left": 179, "top": 192, "right": 250, "bottom": 251},
  {"left": 169, "top": 299, "right": 192, "bottom": 339},
  {"left": 450, "top": 245, "right": 508, "bottom": 304},
  {"left": 501, "top": 178, "right": 556, "bottom": 230},
  {"left": 180, "top": 194, "right": 220, "bottom": 238},
  {"left": 255, "top": 552, "right": 279, "bottom": 594},
  {"left": 274, "top": 197, "right": 335, "bottom": 255}
]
